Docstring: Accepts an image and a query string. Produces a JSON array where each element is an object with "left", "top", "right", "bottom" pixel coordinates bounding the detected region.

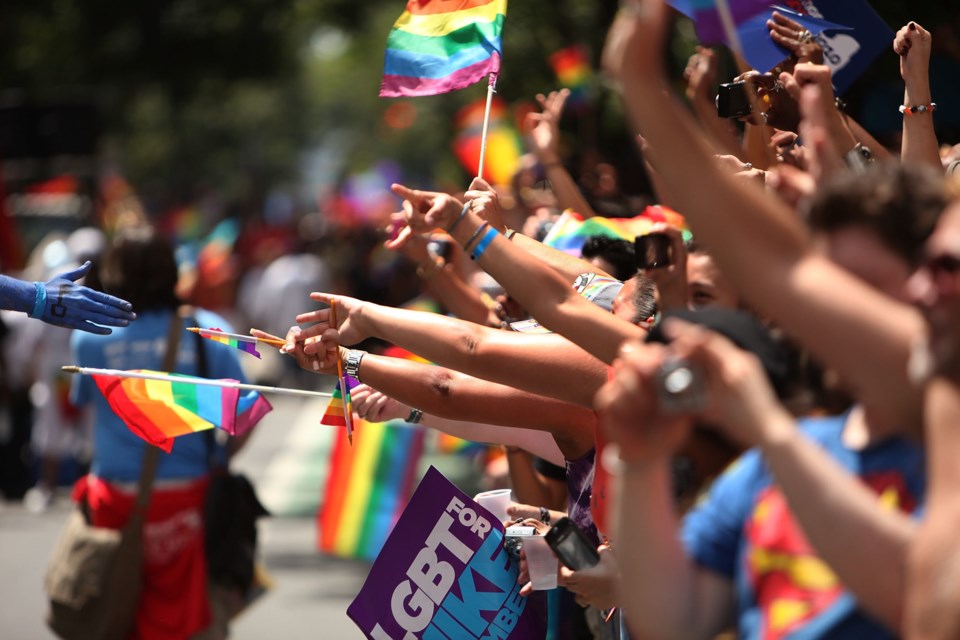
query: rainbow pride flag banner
[
  {"left": 196, "top": 327, "right": 262, "bottom": 359},
  {"left": 380, "top": 0, "right": 507, "bottom": 98},
  {"left": 92, "top": 371, "right": 272, "bottom": 452},
  {"left": 318, "top": 416, "right": 426, "bottom": 560},
  {"left": 542, "top": 206, "right": 691, "bottom": 256},
  {"left": 548, "top": 44, "right": 594, "bottom": 107}
]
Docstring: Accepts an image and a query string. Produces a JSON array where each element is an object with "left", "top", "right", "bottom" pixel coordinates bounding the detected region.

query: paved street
[{"left": 0, "top": 394, "right": 370, "bottom": 639}]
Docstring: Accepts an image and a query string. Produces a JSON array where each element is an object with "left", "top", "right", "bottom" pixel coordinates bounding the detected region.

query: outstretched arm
[
  {"left": 296, "top": 294, "right": 609, "bottom": 407},
  {"left": 388, "top": 185, "right": 647, "bottom": 365},
  {"left": 0, "top": 262, "right": 136, "bottom": 334},
  {"left": 603, "top": 1, "right": 924, "bottom": 431},
  {"left": 349, "top": 384, "right": 566, "bottom": 466},
  {"left": 894, "top": 22, "right": 942, "bottom": 172}
]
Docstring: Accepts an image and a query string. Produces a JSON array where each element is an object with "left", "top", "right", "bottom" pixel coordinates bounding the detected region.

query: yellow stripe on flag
[{"left": 334, "top": 421, "right": 387, "bottom": 556}]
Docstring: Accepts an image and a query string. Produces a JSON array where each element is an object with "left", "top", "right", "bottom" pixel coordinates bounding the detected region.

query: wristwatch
[
  {"left": 406, "top": 408, "right": 423, "bottom": 424},
  {"left": 344, "top": 350, "right": 365, "bottom": 382}
]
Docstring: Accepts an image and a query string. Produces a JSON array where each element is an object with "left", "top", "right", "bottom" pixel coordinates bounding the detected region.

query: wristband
[
  {"left": 463, "top": 221, "right": 490, "bottom": 252},
  {"left": 505, "top": 228, "right": 517, "bottom": 241},
  {"left": 447, "top": 202, "right": 470, "bottom": 234},
  {"left": 470, "top": 227, "right": 499, "bottom": 261},
  {"left": 900, "top": 102, "right": 936, "bottom": 116},
  {"left": 30, "top": 282, "right": 47, "bottom": 319},
  {"left": 406, "top": 408, "right": 423, "bottom": 424},
  {"left": 539, "top": 506, "right": 551, "bottom": 525}
]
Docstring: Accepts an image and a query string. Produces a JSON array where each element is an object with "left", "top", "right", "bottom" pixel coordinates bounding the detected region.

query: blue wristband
[
  {"left": 30, "top": 282, "right": 47, "bottom": 319},
  {"left": 470, "top": 227, "right": 499, "bottom": 261}
]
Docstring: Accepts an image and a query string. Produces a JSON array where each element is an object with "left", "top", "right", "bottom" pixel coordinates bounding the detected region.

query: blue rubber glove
[{"left": 0, "top": 262, "right": 136, "bottom": 334}]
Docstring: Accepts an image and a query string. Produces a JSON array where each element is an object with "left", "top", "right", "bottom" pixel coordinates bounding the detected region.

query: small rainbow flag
[
  {"left": 320, "top": 376, "right": 358, "bottom": 428},
  {"left": 542, "top": 206, "right": 691, "bottom": 256},
  {"left": 92, "top": 371, "right": 272, "bottom": 452},
  {"left": 548, "top": 45, "right": 594, "bottom": 107},
  {"left": 380, "top": 0, "right": 507, "bottom": 98},
  {"left": 197, "top": 327, "right": 261, "bottom": 359},
  {"left": 318, "top": 417, "right": 426, "bottom": 560}
]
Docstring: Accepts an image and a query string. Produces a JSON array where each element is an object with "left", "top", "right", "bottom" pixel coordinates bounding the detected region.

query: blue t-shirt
[
  {"left": 681, "top": 413, "right": 925, "bottom": 640},
  {"left": 71, "top": 309, "right": 247, "bottom": 482}
]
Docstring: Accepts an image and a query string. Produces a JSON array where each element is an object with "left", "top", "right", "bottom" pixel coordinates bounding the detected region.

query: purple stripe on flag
[{"left": 379, "top": 53, "right": 500, "bottom": 97}]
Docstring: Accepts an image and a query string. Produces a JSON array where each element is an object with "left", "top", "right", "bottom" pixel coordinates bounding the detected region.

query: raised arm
[
  {"left": 603, "top": 0, "right": 925, "bottom": 431},
  {"left": 296, "top": 294, "right": 609, "bottom": 407},
  {"left": 894, "top": 22, "right": 943, "bottom": 172}
]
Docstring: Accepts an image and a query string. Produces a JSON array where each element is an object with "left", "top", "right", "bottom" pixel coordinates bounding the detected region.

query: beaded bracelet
[
  {"left": 900, "top": 102, "right": 937, "bottom": 116},
  {"left": 463, "top": 221, "right": 490, "bottom": 252},
  {"left": 470, "top": 227, "right": 499, "bottom": 261},
  {"left": 30, "top": 282, "right": 47, "bottom": 319},
  {"left": 447, "top": 202, "right": 470, "bottom": 234}
]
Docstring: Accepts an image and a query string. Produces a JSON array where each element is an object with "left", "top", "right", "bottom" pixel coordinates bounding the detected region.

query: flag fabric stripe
[
  {"left": 404, "top": 0, "right": 497, "bottom": 16},
  {"left": 542, "top": 207, "right": 690, "bottom": 255},
  {"left": 381, "top": 55, "right": 500, "bottom": 97},
  {"left": 199, "top": 329, "right": 262, "bottom": 359},
  {"left": 333, "top": 423, "right": 386, "bottom": 556},
  {"left": 319, "top": 429, "right": 356, "bottom": 551},
  {"left": 359, "top": 426, "right": 412, "bottom": 554},
  {"left": 393, "top": 0, "right": 505, "bottom": 37},
  {"left": 91, "top": 370, "right": 270, "bottom": 452},
  {"left": 380, "top": 0, "right": 507, "bottom": 98}
]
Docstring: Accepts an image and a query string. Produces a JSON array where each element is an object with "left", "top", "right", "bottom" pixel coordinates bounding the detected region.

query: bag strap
[{"left": 129, "top": 310, "right": 183, "bottom": 517}]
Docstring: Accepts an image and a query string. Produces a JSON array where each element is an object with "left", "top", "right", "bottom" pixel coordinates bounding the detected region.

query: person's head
[
  {"left": 807, "top": 162, "right": 946, "bottom": 301},
  {"left": 612, "top": 273, "right": 658, "bottom": 326},
  {"left": 907, "top": 200, "right": 960, "bottom": 377},
  {"left": 99, "top": 225, "right": 180, "bottom": 313},
  {"left": 683, "top": 240, "right": 741, "bottom": 310},
  {"left": 580, "top": 235, "right": 636, "bottom": 281}
]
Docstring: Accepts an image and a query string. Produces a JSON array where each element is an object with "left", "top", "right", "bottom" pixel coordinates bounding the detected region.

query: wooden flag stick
[
  {"left": 476, "top": 72, "right": 499, "bottom": 181},
  {"left": 62, "top": 366, "right": 333, "bottom": 399}
]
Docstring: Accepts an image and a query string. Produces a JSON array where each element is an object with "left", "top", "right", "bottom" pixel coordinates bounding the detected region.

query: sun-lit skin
[
  {"left": 907, "top": 204, "right": 960, "bottom": 375},
  {"left": 686, "top": 252, "right": 741, "bottom": 309},
  {"left": 813, "top": 227, "right": 914, "bottom": 303},
  {"left": 611, "top": 275, "right": 639, "bottom": 322}
]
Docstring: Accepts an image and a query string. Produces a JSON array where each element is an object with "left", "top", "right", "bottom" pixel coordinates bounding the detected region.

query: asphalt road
[{"left": 0, "top": 394, "right": 370, "bottom": 639}]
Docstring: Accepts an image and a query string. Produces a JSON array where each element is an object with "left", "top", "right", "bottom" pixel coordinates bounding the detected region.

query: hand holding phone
[{"left": 544, "top": 517, "right": 600, "bottom": 571}]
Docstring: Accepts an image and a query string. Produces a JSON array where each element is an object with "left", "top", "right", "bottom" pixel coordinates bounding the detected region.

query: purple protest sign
[{"left": 348, "top": 466, "right": 547, "bottom": 639}]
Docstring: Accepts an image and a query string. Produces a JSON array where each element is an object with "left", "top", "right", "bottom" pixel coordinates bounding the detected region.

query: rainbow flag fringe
[{"left": 380, "top": 0, "right": 507, "bottom": 98}]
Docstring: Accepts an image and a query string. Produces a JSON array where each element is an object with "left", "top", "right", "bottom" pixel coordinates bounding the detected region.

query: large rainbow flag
[
  {"left": 542, "top": 206, "right": 691, "bottom": 256},
  {"left": 318, "top": 413, "right": 426, "bottom": 560},
  {"left": 92, "top": 371, "right": 272, "bottom": 452},
  {"left": 380, "top": 0, "right": 507, "bottom": 98}
]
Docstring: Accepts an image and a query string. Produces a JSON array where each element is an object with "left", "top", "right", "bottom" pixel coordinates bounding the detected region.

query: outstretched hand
[
  {"left": 351, "top": 385, "right": 409, "bottom": 422},
  {"left": 295, "top": 292, "right": 368, "bottom": 349},
  {"left": 522, "top": 89, "right": 569, "bottom": 163},
  {"left": 38, "top": 261, "right": 137, "bottom": 334},
  {"left": 767, "top": 10, "right": 824, "bottom": 66},
  {"left": 391, "top": 183, "right": 464, "bottom": 233}
]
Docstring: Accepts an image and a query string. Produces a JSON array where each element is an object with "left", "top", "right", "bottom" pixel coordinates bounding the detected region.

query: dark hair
[
  {"left": 99, "top": 226, "right": 180, "bottom": 313},
  {"left": 581, "top": 235, "right": 636, "bottom": 281},
  {"left": 629, "top": 273, "right": 658, "bottom": 325},
  {"left": 805, "top": 162, "right": 946, "bottom": 266}
]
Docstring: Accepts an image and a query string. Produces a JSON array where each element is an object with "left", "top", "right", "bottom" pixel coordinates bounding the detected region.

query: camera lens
[{"left": 663, "top": 366, "right": 694, "bottom": 394}]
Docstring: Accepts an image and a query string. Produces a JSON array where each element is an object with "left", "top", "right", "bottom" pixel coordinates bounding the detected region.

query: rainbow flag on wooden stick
[
  {"left": 380, "top": 0, "right": 507, "bottom": 98},
  {"left": 92, "top": 371, "right": 272, "bottom": 452},
  {"left": 194, "top": 327, "right": 262, "bottom": 359}
]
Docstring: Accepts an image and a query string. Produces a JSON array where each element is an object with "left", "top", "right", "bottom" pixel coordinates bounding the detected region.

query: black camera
[
  {"left": 716, "top": 81, "right": 753, "bottom": 119},
  {"left": 503, "top": 525, "right": 536, "bottom": 560},
  {"left": 655, "top": 358, "right": 707, "bottom": 413},
  {"left": 635, "top": 233, "right": 672, "bottom": 269}
]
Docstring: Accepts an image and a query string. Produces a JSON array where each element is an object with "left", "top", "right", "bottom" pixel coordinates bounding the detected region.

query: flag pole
[
  {"left": 476, "top": 73, "right": 498, "bottom": 181},
  {"left": 329, "top": 299, "right": 354, "bottom": 446},
  {"left": 188, "top": 327, "right": 286, "bottom": 347},
  {"left": 62, "top": 366, "right": 334, "bottom": 399}
]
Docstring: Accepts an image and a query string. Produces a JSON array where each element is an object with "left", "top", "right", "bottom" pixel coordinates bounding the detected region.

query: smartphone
[
  {"left": 635, "top": 233, "right": 672, "bottom": 269},
  {"left": 716, "top": 81, "right": 753, "bottom": 119},
  {"left": 544, "top": 517, "right": 600, "bottom": 571}
]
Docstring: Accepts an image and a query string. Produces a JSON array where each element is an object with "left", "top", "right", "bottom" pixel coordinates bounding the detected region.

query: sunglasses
[{"left": 919, "top": 252, "right": 960, "bottom": 294}]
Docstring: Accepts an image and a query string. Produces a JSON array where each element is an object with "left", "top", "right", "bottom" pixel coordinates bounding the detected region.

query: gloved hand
[{"left": 17, "top": 261, "right": 136, "bottom": 334}]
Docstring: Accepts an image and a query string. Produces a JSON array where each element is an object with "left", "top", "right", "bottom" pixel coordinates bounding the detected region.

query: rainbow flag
[
  {"left": 548, "top": 45, "right": 594, "bottom": 107},
  {"left": 318, "top": 418, "right": 426, "bottom": 560},
  {"left": 320, "top": 376, "right": 358, "bottom": 428},
  {"left": 380, "top": 0, "right": 507, "bottom": 98},
  {"left": 92, "top": 371, "right": 272, "bottom": 452},
  {"left": 452, "top": 96, "right": 522, "bottom": 185},
  {"left": 542, "top": 206, "right": 691, "bottom": 256},
  {"left": 198, "top": 328, "right": 261, "bottom": 359}
]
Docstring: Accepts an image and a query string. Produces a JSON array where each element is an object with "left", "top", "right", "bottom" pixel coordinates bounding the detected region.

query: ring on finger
[{"left": 798, "top": 29, "right": 813, "bottom": 43}]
